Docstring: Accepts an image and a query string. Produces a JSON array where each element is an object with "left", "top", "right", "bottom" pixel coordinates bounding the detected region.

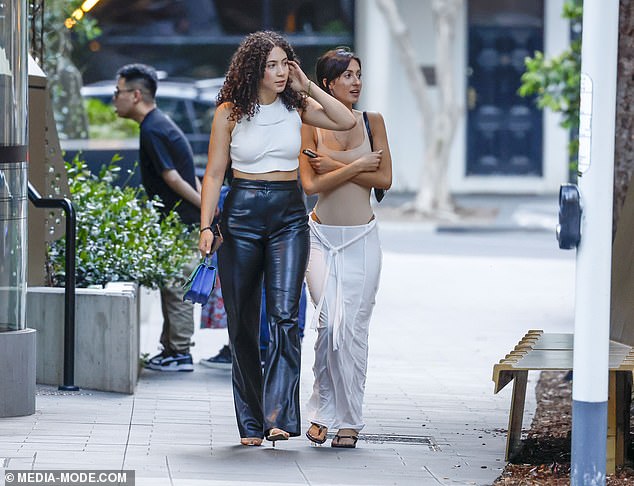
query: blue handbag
[{"left": 183, "top": 255, "right": 217, "bottom": 304}]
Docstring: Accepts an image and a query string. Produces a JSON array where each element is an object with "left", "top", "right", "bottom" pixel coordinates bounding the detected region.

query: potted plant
[{"left": 29, "top": 157, "right": 194, "bottom": 393}]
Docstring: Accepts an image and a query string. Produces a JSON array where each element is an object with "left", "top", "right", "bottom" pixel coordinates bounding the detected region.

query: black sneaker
[
  {"left": 146, "top": 352, "right": 194, "bottom": 372},
  {"left": 199, "top": 345, "right": 232, "bottom": 369}
]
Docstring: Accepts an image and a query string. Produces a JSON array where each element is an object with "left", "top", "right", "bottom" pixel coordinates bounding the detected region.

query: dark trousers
[
  {"left": 259, "top": 283, "right": 307, "bottom": 359},
  {"left": 218, "top": 178, "right": 309, "bottom": 439}
]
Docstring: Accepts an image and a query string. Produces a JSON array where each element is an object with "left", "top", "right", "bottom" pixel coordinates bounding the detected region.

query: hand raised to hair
[{"left": 288, "top": 60, "right": 311, "bottom": 94}]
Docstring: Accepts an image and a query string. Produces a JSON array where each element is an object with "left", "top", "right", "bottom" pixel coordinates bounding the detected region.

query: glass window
[{"left": 77, "top": 0, "right": 354, "bottom": 83}]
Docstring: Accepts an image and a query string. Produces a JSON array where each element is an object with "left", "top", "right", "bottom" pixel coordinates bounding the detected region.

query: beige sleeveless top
[{"left": 313, "top": 114, "right": 373, "bottom": 226}]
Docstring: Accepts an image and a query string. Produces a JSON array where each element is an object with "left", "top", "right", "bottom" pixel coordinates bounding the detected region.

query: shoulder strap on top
[
  {"left": 363, "top": 111, "right": 386, "bottom": 203},
  {"left": 363, "top": 111, "right": 374, "bottom": 151},
  {"left": 315, "top": 126, "right": 324, "bottom": 146}
]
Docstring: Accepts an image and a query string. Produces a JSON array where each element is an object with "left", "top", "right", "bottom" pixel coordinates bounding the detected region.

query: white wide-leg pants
[{"left": 305, "top": 217, "right": 382, "bottom": 431}]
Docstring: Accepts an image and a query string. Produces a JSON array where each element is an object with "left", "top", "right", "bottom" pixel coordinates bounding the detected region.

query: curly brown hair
[{"left": 217, "top": 31, "right": 307, "bottom": 122}]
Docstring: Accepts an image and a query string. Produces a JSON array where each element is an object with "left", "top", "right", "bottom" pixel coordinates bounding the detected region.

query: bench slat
[{"left": 493, "top": 330, "right": 634, "bottom": 380}]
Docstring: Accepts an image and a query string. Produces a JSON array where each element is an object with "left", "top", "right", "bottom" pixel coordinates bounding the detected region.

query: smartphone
[{"left": 302, "top": 149, "right": 318, "bottom": 158}]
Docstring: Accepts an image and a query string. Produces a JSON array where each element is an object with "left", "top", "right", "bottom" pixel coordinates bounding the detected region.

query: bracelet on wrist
[{"left": 200, "top": 226, "right": 213, "bottom": 234}]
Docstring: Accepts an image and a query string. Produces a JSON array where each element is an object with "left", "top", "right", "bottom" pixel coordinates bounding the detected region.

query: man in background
[{"left": 114, "top": 63, "right": 201, "bottom": 371}]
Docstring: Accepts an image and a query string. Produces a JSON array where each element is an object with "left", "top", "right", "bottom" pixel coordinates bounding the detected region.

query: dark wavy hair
[
  {"left": 217, "top": 31, "right": 306, "bottom": 122},
  {"left": 315, "top": 47, "right": 361, "bottom": 94}
]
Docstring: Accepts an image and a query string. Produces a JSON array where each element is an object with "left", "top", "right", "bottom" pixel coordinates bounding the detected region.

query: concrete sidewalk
[{"left": 1, "top": 195, "right": 575, "bottom": 485}]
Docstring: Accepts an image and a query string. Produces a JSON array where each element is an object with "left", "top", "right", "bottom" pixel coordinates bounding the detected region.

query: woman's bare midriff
[
  {"left": 311, "top": 211, "right": 374, "bottom": 225},
  {"left": 233, "top": 169, "right": 297, "bottom": 181}
]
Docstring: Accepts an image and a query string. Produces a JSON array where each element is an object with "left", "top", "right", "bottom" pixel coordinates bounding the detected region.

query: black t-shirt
[{"left": 139, "top": 109, "right": 199, "bottom": 225}]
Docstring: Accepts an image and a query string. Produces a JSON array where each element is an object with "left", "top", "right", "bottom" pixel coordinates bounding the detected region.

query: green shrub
[
  {"left": 84, "top": 98, "right": 140, "bottom": 139},
  {"left": 518, "top": 0, "right": 582, "bottom": 170},
  {"left": 48, "top": 156, "right": 194, "bottom": 289}
]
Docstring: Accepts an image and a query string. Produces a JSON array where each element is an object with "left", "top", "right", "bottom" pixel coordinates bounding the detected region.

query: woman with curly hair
[{"left": 199, "top": 31, "right": 355, "bottom": 447}]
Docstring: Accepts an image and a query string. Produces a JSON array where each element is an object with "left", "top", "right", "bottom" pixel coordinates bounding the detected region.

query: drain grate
[
  {"left": 327, "top": 433, "right": 440, "bottom": 450},
  {"left": 36, "top": 385, "right": 93, "bottom": 396}
]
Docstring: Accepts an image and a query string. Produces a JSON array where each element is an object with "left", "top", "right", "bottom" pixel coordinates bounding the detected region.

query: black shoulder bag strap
[{"left": 363, "top": 111, "right": 385, "bottom": 203}]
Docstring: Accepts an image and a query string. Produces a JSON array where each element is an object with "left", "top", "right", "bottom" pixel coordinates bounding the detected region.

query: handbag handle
[{"left": 203, "top": 254, "right": 214, "bottom": 267}]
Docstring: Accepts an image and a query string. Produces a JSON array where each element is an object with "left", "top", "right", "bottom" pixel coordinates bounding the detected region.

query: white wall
[
  {"left": 356, "top": 0, "right": 570, "bottom": 195},
  {"left": 542, "top": 0, "right": 571, "bottom": 189},
  {"left": 356, "top": 0, "right": 430, "bottom": 192}
]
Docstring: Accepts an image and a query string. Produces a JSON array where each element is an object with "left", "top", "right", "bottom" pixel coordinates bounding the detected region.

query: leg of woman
[
  {"left": 307, "top": 223, "right": 381, "bottom": 444},
  {"left": 262, "top": 185, "right": 309, "bottom": 437},
  {"left": 305, "top": 234, "right": 336, "bottom": 431},
  {"left": 333, "top": 226, "right": 382, "bottom": 436},
  {"left": 218, "top": 185, "right": 266, "bottom": 440}
]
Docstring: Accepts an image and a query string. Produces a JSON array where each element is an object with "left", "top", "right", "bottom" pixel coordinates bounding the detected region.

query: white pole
[{"left": 571, "top": 1, "right": 619, "bottom": 484}]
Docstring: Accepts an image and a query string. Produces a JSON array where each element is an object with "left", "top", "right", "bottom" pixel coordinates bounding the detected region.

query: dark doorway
[{"left": 466, "top": 0, "right": 544, "bottom": 176}]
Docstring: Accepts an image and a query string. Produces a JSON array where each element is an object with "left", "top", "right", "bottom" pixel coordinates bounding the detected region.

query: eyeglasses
[{"left": 113, "top": 87, "right": 136, "bottom": 98}]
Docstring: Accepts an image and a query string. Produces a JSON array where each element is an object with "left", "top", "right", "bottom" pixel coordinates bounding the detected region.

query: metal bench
[{"left": 493, "top": 329, "right": 634, "bottom": 473}]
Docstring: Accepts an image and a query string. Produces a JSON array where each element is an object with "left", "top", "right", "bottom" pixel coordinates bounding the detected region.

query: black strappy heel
[
  {"left": 265, "top": 428, "right": 290, "bottom": 447},
  {"left": 331, "top": 434, "right": 358, "bottom": 448}
]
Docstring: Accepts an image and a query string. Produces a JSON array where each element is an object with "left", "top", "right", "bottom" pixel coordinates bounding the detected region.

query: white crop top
[{"left": 230, "top": 97, "right": 302, "bottom": 173}]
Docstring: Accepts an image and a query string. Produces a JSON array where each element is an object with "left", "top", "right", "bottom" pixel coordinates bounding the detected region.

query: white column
[
  {"left": 571, "top": 0, "right": 619, "bottom": 483},
  {"left": 355, "top": 0, "right": 427, "bottom": 192},
  {"left": 543, "top": 0, "right": 571, "bottom": 190}
]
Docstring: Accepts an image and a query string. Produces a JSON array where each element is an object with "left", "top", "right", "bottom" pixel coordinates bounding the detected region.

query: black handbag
[{"left": 363, "top": 111, "right": 386, "bottom": 203}]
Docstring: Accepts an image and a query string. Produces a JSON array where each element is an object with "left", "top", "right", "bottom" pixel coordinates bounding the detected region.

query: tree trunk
[
  {"left": 375, "top": 0, "right": 433, "bottom": 128},
  {"left": 376, "top": 0, "right": 463, "bottom": 217},
  {"left": 609, "top": 0, "right": 634, "bottom": 349},
  {"left": 614, "top": 0, "right": 634, "bottom": 232},
  {"left": 42, "top": 0, "right": 89, "bottom": 140},
  {"left": 414, "top": 0, "right": 462, "bottom": 215}
]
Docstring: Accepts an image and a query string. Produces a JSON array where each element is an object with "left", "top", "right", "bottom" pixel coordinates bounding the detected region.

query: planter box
[{"left": 27, "top": 282, "right": 139, "bottom": 394}]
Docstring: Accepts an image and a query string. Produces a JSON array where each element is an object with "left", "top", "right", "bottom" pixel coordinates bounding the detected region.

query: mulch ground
[{"left": 493, "top": 371, "right": 634, "bottom": 485}]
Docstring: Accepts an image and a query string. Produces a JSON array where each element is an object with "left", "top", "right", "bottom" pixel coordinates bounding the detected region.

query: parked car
[{"left": 79, "top": 77, "right": 224, "bottom": 176}]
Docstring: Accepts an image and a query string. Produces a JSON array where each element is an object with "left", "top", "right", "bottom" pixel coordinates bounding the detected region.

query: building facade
[
  {"left": 356, "top": 0, "right": 570, "bottom": 195},
  {"left": 76, "top": 0, "right": 571, "bottom": 195}
]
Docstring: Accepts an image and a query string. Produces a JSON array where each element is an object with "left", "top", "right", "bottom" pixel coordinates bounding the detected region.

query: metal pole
[
  {"left": 27, "top": 182, "right": 79, "bottom": 391},
  {"left": 61, "top": 197, "right": 77, "bottom": 391},
  {"left": 571, "top": 1, "right": 619, "bottom": 484}
]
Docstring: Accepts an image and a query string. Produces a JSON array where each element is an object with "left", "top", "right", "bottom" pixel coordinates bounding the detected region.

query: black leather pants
[{"left": 218, "top": 178, "right": 309, "bottom": 439}]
